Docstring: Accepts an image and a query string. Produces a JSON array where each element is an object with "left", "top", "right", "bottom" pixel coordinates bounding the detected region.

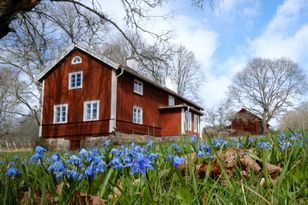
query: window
[
  {"left": 185, "top": 111, "right": 192, "bottom": 131},
  {"left": 84, "top": 100, "right": 99, "bottom": 121},
  {"left": 194, "top": 114, "right": 199, "bottom": 133},
  {"left": 133, "top": 106, "right": 143, "bottom": 124},
  {"left": 69, "top": 71, "right": 83, "bottom": 89},
  {"left": 134, "top": 80, "right": 143, "bottom": 95},
  {"left": 53, "top": 104, "right": 68, "bottom": 124},
  {"left": 71, "top": 56, "right": 82, "bottom": 64},
  {"left": 168, "top": 95, "right": 175, "bottom": 106}
]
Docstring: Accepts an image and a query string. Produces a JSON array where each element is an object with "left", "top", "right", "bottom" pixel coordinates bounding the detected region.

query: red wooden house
[
  {"left": 37, "top": 44, "right": 203, "bottom": 145},
  {"left": 231, "top": 108, "right": 269, "bottom": 135}
]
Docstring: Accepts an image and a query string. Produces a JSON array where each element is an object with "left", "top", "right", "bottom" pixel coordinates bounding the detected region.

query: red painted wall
[
  {"left": 160, "top": 109, "right": 182, "bottom": 136},
  {"left": 41, "top": 50, "right": 112, "bottom": 138}
]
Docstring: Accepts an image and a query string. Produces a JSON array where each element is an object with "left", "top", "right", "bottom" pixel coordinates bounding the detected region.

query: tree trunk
[
  {"left": 260, "top": 119, "right": 268, "bottom": 135},
  {"left": 260, "top": 110, "right": 269, "bottom": 135}
]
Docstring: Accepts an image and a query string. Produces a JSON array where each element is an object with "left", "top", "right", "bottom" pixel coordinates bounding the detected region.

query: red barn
[
  {"left": 37, "top": 44, "right": 203, "bottom": 147},
  {"left": 231, "top": 108, "right": 269, "bottom": 135}
]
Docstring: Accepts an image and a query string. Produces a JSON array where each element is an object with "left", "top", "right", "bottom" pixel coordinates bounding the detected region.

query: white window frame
[
  {"left": 71, "top": 56, "right": 82, "bottom": 64},
  {"left": 168, "top": 95, "right": 175, "bottom": 106},
  {"left": 53, "top": 104, "right": 68, "bottom": 124},
  {"left": 194, "top": 114, "right": 199, "bottom": 133},
  {"left": 185, "top": 111, "right": 192, "bottom": 131},
  {"left": 69, "top": 71, "right": 83, "bottom": 90},
  {"left": 134, "top": 79, "right": 143, "bottom": 95},
  {"left": 133, "top": 106, "right": 143, "bottom": 124},
  {"left": 83, "top": 100, "right": 100, "bottom": 121}
]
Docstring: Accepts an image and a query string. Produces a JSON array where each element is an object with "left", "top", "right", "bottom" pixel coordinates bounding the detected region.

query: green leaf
[{"left": 177, "top": 187, "right": 193, "bottom": 205}]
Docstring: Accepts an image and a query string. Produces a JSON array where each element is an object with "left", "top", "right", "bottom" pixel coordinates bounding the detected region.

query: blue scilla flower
[
  {"left": 249, "top": 137, "right": 255, "bottom": 143},
  {"left": 277, "top": 132, "right": 285, "bottom": 141},
  {"left": 256, "top": 142, "right": 272, "bottom": 150},
  {"left": 48, "top": 153, "right": 61, "bottom": 163},
  {"left": 48, "top": 160, "right": 65, "bottom": 173},
  {"left": 90, "top": 147, "right": 100, "bottom": 158},
  {"left": 123, "top": 156, "right": 132, "bottom": 164},
  {"left": 110, "top": 148, "right": 120, "bottom": 156},
  {"left": 0, "top": 160, "right": 3, "bottom": 165},
  {"left": 66, "top": 155, "right": 83, "bottom": 167},
  {"left": 172, "top": 156, "right": 186, "bottom": 168},
  {"left": 79, "top": 149, "right": 93, "bottom": 162},
  {"left": 289, "top": 134, "right": 297, "bottom": 142},
  {"left": 66, "top": 170, "right": 82, "bottom": 181},
  {"left": 191, "top": 135, "right": 197, "bottom": 143},
  {"left": 232, "top": 138, "right": 243, "bottom": 148},
  {"left": 130, "top": 153, "right": 154, "bottom": 175},
  {"left": 172, "top": 144, "right": 182, "bottom": 153},
  {"left": 109, "top": 157, "right": 124, "bottom": 170},
  {"left": 29, "top": 146, "right": 47, "bottom": 163},
  {"left": 103, "top": 140, "right": 111, "bottom": 148},
  {"left": 92, "top": 158, "right": 107, "bottom": 174},
  {"left": 212, "top": 138, "right": 229, "bottom": 148},
  {"left": 85, "top": 164, "right": 94, "bottom": 178},
  {"left": 279, "top": 141, "right": 291, "bottom": 151},
  {"left": 48, "top": 160, "right": 66, "bottom": 181},
  {"left": 35, "top": 146, "right": 47, "bottom": 154},
  {"left": 148, "top": 153, "right": 158, "bottom": 160},
  {"left": 6, "top": 166, "right": 20, "bottom": 177},
  {"left": 146, "top": 140, "right": 154, "bottom": 147},
  {"left": 29, "top": 153, "right": 45, "bottom": 162},
  {"left": 132, "top": 144, "right": 145, "bottom": 153}
]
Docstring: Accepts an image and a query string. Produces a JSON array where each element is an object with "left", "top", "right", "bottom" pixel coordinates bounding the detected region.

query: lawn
[{"left": 0, "top": 132, "right": 307, "bottom": 204}]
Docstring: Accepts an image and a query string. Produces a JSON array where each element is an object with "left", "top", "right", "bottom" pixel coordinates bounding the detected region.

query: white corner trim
[
  {"left": 181, "top": 108, "right": 185, "bottom": 135},
  {"left": 199, "top": 117, "right": 202, "bottom": 138},
  {"left": 39, "top": 80, "right": 45, "bottom": 137},
  {"left": 109, "top": 70, "right": 117, "bottom": 133}
]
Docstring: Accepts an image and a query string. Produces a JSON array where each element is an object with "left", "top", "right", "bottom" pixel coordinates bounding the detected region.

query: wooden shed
[{"left": 231, "top": 108, "right": 269, "bottom": 135}]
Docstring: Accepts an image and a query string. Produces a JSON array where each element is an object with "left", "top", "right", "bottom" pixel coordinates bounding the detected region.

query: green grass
[{"left": 0, "top": 132, "right": 307, "bottom": 204}]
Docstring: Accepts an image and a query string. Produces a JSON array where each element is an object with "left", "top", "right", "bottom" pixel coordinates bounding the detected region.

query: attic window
[
  {"left": 71, "top": 56, "right": 82, "bottom": 64},
  {"left": 134, "top": 80, "right": 143, "bottom": 95}
]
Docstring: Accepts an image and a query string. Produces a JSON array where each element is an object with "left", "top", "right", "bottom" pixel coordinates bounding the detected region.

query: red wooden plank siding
[
  {"left": 42, "top": 50, "right": 112, "bottom": 138},
  {"left": 116, "top": 72, "right": 185, "bottom": 136},
  {"left": 160, "top": 109, "right": 182, "bottom": 137}
]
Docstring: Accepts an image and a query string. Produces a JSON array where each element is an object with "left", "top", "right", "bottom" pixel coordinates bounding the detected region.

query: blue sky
[
  {"left": 103, "top": 0, "right": 308, "bottom": 110},
  {"left": 149, "top": 0, "right": 308, "bottom": 109}
]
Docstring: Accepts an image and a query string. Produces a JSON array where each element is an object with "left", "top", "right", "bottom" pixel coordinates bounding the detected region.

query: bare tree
[
  {"left": 0, "top": 68, "right": 20, "bottom": 137},
  {"left": 170, "top": 45, "right": 203, "bottom": 100},
  {"left": 101, "top": 33, "right": 173, "bottom": 85},
  {"left": 0, "top": 4, "right": 108, "bottom": 125},
  {"left": 205, "top": 99, "right": 233, "bottom": 131},
  {"left": 279, "top": 101, "right": 308, "bottom": 131},
  {"left": 229, "top": 58, "right": 307, "bottom": 134},
  {"left": 1, "top": 1, "right": 221, "bottom": 50}
]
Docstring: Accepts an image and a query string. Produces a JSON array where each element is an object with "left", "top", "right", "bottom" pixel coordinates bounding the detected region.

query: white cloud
[
  {"left": 249, "top": 0, "right": 308, "bottom": 61},
  {"left": 201, "top": 0, "right": 308, "bottom": 109},
  {"left": 214, "top": 0, "right": 260, "bottom": 19},
  {"left": 170, "top": 15, "right": 218, "bottom": 71},
  {"left": 200, "top": 75, "right": 232, "bottom": 108}
]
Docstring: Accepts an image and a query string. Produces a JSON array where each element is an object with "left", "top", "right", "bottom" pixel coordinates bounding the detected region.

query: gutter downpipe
[{"left": 116, "top": 66, "right": 124, "bottom": 78}]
